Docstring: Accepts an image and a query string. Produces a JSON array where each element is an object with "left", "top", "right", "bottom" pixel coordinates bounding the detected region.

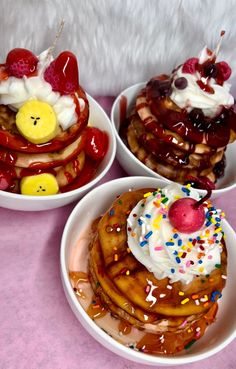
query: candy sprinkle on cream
[{"left": 127, "top": 184, "right": 225, "bottom": 284}]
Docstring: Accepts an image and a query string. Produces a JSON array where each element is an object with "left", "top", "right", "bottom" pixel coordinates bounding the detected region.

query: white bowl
[
  {"left": 110, "top": 82, "right": 236, "bottom": 198},
  {"left": 60, "top": 176, "right": 236, "bottom": 366},
  {"left": 0, "top": 94, "right": 116, "bottom": 211}
]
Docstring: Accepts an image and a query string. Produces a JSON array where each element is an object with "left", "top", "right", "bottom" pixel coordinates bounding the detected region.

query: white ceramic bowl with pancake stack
[
  {"left": 0, "top": 47, "right": 116, "bottom": 211},
  {"left": 61, "top": 176, "right": 236, "bottom": 366},
  {"left": 111, "top": 45, "right": 236, "bottom": 199}
]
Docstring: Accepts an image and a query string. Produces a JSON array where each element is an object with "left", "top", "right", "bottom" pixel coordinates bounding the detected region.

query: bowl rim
[
  {"left": 110, "top": 82, "right": 236, "bottom": 196},
  {"left": 0, "top": 93, "right": 117, "bottom": 202},
  {"left": 60, "top": 176, "right": 236, "bottom": 365}
]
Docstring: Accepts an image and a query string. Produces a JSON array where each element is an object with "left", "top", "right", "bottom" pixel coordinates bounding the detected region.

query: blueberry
[
  {"left": 204, "top": 63, "right": 218, "bottom": 78},
  {"left": 189, "top": 108, "right": 207, "bottom": 131},
  {"left": 189, "top": 108, "right": 204, "bottom": 122},
  {"left": 174, "top": 77, "right": 188, "bottom": 90},
  {"left": 214, "top": 110, "right": 228, "bottom": 125}
]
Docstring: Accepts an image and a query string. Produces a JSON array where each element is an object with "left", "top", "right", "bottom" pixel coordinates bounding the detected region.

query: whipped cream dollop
[
  {"left": 0, "top": 49, "right": 85, "bottom": 130},
  {"left": 170, "top": 47, "right": 234, "bottom": 118},
  {"left": 127, "top": 184, "right": 225, "bottom": 284}
]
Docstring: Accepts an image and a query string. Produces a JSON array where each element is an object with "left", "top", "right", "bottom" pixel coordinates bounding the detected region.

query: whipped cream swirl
[
  {"left": 127, "top": 184, "right": 224, "bottom": 284},
  {"left": 0, "top": 49, "right": 85, "bottom": 130},
  {"left": 170, "top": 47, "right": 234, "bottom": 118}
]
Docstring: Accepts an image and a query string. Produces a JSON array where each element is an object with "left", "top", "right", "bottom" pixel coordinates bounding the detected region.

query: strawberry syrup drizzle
[
  {"left": 60, "top": 158, "right": 101, "bottom": 193},
  {"left": 0, "top": 87, "right": 89, "bottom": 153},
  {"left": 119, "top": 95, "right": 127, "bottom": 126},
  {"left": 0, "top": 126, "right": 108, "bottom": 193},
  {"left": 61, "top": 131, "right": 109, "bottom": 192}
]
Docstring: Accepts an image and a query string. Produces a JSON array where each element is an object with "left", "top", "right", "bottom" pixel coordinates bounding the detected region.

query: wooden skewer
[
  {"left": 214, "top": 30, "right": 225, "bottom": 58},
  {"left": 46, "top": 19, "right": 65, "bottom": 61}
]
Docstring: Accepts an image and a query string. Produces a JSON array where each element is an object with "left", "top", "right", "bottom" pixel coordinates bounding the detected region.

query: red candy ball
[{"left": 168, "top": 198, "right": 205, "bottom": 233}]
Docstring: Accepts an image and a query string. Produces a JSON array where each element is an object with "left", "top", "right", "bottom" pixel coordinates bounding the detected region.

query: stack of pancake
[
  {"left": 89, "top": 188, "right": 227, "bottom": 354},
  {"left": 0, "top": 86, "right": 89, "bottom": 193},
  {"left": 125, "top": 76, "right": 236, "bottom": 184}
]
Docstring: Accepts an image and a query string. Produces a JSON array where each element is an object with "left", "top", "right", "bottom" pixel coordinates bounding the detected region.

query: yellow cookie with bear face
[
  {"left": 20, "top": 173, "right": 59, "bottom": 196},
  {"left": 16, "top": 100, "right": 58, "bottom": 144}
]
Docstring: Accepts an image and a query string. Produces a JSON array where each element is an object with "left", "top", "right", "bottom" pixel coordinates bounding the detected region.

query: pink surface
[{"left": 1, "top": 97, "right": 236, "bottom": 369}]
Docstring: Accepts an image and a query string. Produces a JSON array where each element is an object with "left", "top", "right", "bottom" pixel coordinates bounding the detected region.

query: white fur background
[{"left": 1, "top": 0, "right": 236, "bottom": 96}]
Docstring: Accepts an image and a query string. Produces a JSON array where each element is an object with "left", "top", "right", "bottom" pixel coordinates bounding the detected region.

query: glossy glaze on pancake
[
  {"left": 120, "top": 74, "right": 236, "bottom": 186},
  {"left": 0, "top": 85, "right": 92, "bottom": 192},
  {"left": 86, "top": 188, "right": 227, "bottom": 354}
]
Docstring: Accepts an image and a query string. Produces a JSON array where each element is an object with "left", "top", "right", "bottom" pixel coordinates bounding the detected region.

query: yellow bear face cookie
[
  {"left": 16, "top": 100, "right": 58, "bottom": 144},
  {"left": 20, "top": 173, "right": 59, "bottom": 196}
]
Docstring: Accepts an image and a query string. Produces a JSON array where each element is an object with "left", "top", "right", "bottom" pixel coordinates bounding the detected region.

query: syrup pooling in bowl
[{"left": 70, "top": 262, "right": 219, "bottom": 355}]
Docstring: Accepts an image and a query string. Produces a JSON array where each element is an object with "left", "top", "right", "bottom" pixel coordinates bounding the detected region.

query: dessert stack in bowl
[
  {"left": 111, "top": 34, "right": 236, "bottom": 197},
  {"left": 0, "top": 37, "right": 116, "bottom": 210}
]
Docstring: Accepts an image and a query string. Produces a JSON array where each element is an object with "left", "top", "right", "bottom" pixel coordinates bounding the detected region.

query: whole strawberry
[
  {"left": 216, "top": 61, "right": 232, "bottom": 81},
  {"left": 84, "top": 127, "right": 108, "bottom": 161},
  {"left": 44, "top": 51, "right": 79, "bottom": 95},
  {"left": 6, "top": 48, "right": 38, "bottom": 78},
  {"left": 182, "top": 57, "right": 199, "bottom": 74}
]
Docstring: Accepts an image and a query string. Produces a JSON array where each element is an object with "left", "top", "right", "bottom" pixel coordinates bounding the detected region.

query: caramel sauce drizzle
[
  {"left": 69, "top": 271, "right": 89, "bottom": 299},
  {"left": 87, "top": 296, "right": 107, "bottom": 320},
  {"left": 118, "top": 320, "right": 132, "bottom": 335},
  {"left": 136, "top": 303, "right": 218, "bottom": 354}
]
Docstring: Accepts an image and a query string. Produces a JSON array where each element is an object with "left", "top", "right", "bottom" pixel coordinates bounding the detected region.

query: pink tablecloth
[{"left": 1, "top": 97, "right": 236, "bottom": 369}]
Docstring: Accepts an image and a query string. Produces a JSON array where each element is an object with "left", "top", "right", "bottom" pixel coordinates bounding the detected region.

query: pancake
[
  {"left": 129, "top": 114, "right": 225, "bottom": 169},
  {"left": 127, "top": 121, "right": 219, "bottom": 183},
  {"left": 87, "top": 185, "right": 227, "bottom": 354},
  {"left": 0, "top": 133, "right": 86, "bottom": 169},
  {"left": 0, "top": 48, "right": 109, "bottom": 195},
  {"left": 2, "top": 150, "right": 85, "bottom": 188},
  {"left": 120, "top": 47, "right": 236, "bottom": 187}
]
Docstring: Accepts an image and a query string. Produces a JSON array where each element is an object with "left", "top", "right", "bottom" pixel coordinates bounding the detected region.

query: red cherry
[
  {"left": 6, "top": 48, "right": 38, "bottom": 78},
  {"left": 0, "top": 170, "right": 12, "bottom": 190},
  {"left": 168, "top": 178, "right": 213, "bottom": 233},
  {"left": 84, "top": 127, "right": 108, "bottom": 161},
  {"left": 216, "top": 61, "right": 231, "bottom": 81},
  {"left": 182, "top": 58, "right": 199, "bottom": 74},
  {"left": 168, "top": 198, "right": 205, "bottom": 233},
  {"left": 44, "top": 51, "right": 79, "bottom": 95}
]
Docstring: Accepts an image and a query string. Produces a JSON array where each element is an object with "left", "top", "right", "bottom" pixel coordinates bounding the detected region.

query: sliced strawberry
[
  {"left": 0, "top": 170, "right": 12, "bottom": 190},
  {"left": 6, "top": 48, "right": 38, "bottom": 78},
  {"left": 0, "top": 64, "right": 9, "bottom": 80},
  {"left": 182, "top": 58, "right": 199, "bottom": 74},
  {"left": 216, "top": 61, "right": 231, "bottom": 81},
  {"left": 44, "top": 51, "right": 79, "bottom": 95},
  {"left": 84, "top": 127, "right": 108, "bottom": 161}
]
